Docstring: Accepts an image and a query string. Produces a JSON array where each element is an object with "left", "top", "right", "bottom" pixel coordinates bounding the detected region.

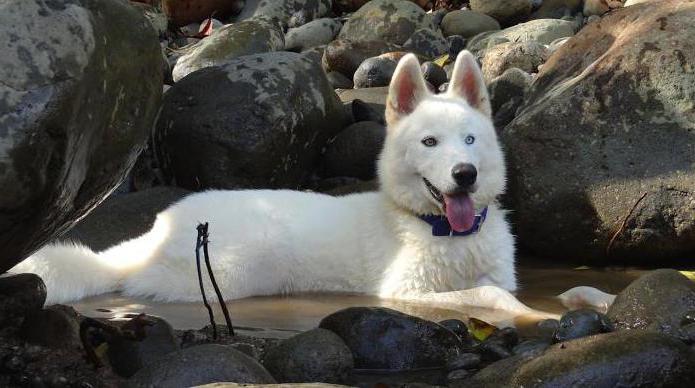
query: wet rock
[
  {"left": 584, "top": 0, "right": 623, "bottom": 17},
  {"left": 447, "top": 369, "right": 472, "bottom": 383},
  {"left": 481, "top": 41, "right": 548, "bottom": 82},
  {"left": 172, "top": 18, "right": 284, "bottom": 82},
  {"left": 512, "top": 338, "right": 552, "bottom": 355},
  {"left": 464, "top": 330, "right": 695, "bottom": 387},
  {"left": 353, "top": 56, "right": 398, "bottom": 88},
  {"left": 129, "top": 344, "right": 275, "bottom": 387},
  {"left": 108, "top": 316, "right": 178, "bottom": 378},
  {"left": 235, "top": 0, "right": 331, "bottom": 26},
  {"left": 476, "top": 340, "right": 512, "bottom": 362},
  {"left": 470, "top": 0, "right": 533, "bottom": 26},
  {"left": 438, "top": 319, "right": 470, "bottom": 342},
  {"left": 327, "top": 71, "right": 354, "bottom": 89},
  {"left": 553, "top": 309, "right": 613, "bottom": 342},
  {"left": 285, "top": 18, "right": 342, "bottom": 52},
  {"left": 607, "top": 269, "right": 695, "bottom": 339},
  {"left": 323, "top": 39, "right": 401, "bottom": 79},
  {"left": 321, "top": 121, "right": 386, "bottom": 180},
  {"left": 467, "top": 19, "right": 576, "bottom": 53},
  {"left": 0, "top": 274, "right": 46, "bottom": 329},
  {"left": 441, "top": 10, "right": 501, "bottom": 38},
  {"left": 161, "top": 0, "right": 244, "bottom": 26},
  {"left": 487, "top": 327, "right": 519, "bottom": 349},
  {"left": 403, "top": 28, "right": 448, "bottom": 58},
  {"left": 319, "top": 307, "right": 465, "bottom": 370},
  {"left": 338, "top": 0, "right": 436, "bottom": 45},
  {"left": 262, "top": 328, "right": 353, "bottom": 384},
  {"left": 503, "top": 2, "right": 695, "bottom": 262},
  {"left": 20, "top": 305, "right": 80, "bottom": 348},
  {"left": 0, "top": 0, "right": 162, "bottom": 274},
  {"left": 531, "top": 0, "right": 582, "bottom": 19},
  {"left": 158, "top": 52, "right": 349, "bottom": 190},
  {"left": 446, "top": 353, "right": 481, "bottom": 371},
  {"left": 421, "top": 62, "right": 448, "bottom": 88}
]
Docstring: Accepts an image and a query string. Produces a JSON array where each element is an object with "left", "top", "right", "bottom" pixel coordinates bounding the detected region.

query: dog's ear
[
  {"left": 385, "top": 53, "right": 429, "bottom": 127},
  {"left": 448, "top": 51, "right": 492, "bottom": 118}
]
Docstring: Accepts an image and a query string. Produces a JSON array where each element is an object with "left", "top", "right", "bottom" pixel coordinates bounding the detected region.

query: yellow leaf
[
  {"left": 468, "top": 317, "right": 497, "bottom": 341},
  {"left": 680, "top": 271, "right": 695, "bottom": 282},
  {"left": 433, "top": 54, "right": 450, "bottom": 68},
  {"left": 94, "top": 342, "right": 109, "bottom": 359}
]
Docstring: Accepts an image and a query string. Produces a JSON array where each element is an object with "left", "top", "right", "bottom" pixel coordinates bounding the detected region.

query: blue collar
[{"left": 418, "top": 207, "right": 488, "bottom": 237}]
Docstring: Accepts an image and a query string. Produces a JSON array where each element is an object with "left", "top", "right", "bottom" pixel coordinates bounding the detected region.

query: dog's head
[{"left": 377, "top": 51, "right": 506, "bottom": 232}]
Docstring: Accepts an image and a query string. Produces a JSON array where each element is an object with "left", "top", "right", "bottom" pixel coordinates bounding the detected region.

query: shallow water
[{"left": 71, "top": 263, "right": 645, "bottom": 338}]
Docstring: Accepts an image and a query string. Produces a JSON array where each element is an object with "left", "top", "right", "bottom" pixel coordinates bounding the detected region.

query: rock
[
  {"left": 467, "top": 19, "right": 576, "bottom": 53},
  {"left": 421, "top": 62, "right": 448, "bottom": 88},
  {"left": 403, "top": 28, "right": 448, "bottom": 58},
  {"left": 487, "top": 327, "right": 519, "bottom": 349},
  {"left": 131, "top": 2, "right": 168, "bottom": 36},
  {"left": 337, "top": 87, "right": 388, "bottom": 120},
  {"left": 503, "top": 2, "right": 695, "bottom": 262},
  {"left": 447, "top": 35, "right": 467, "bottom": 59},
  {"left": 353, "top": 56, "right": 398, "bottom": 88},
  {"left": 338, "top": 0, "right": 436, "bottom": 45},
  {"left": 546, "top": 36, "right": 571, "bottom": 56},
  {"left": 607, "top": 269, "right": 695, "bottom": 339},
  {"left": 438, "top": 319, "right": 471, "bottom": 343},
  {"left": 584, "top": 0, "right": 623, "bottom": 17},
  {"left": 327, "top": 71, "right": 354, "bottom": 89},
  {"left": 61, "top": 187, "right": 190, "bottom": 251},
  {"left": 197, "top": 384, "right": 349, "bottom": 388},
  {"left": 319, "top": 307, "right": 465, "bottom": 370},
  {"left": 235, "top": 0, "right": 331, "bottom": 25},
  {"left": 20, "top": 305, "right": 80, "bottom": 348},
  {"left": 488, "top": 67, "right": 532, "bottom": 116},
  {"left": 553, "top": 309, "right": 613, "bottom": 342},
  {"left": 172, "top": 18, "right": 284, "bottom": 82},
  {"left": 0, "top": 274, "right": 46, "bottom": 329},
  {"left": 161, "top": 0, "right": 244, "bottom": 26},
  {"left": 321, "top": 121, "right": 386, "bottom": 180},
  {"left": 0, "top": 0, "right": 162, "bottom": 273},
  {"left": 441, "top": 10, "right": 501, "bottom": 38},
  {"left": 107, "top": 316, "right": 178, "bottom": 378},
  {"left": 481, "top": 41, "right": 548, "bottom": 82},
  {"left": 446, "top": 353, "right": 481, "bottom": 371},
  {"left": 158, "top": 52, "right": 349, "bottom": 190},
  {"left": 512, "top": 338, "right": 551, "bottom": 355},
  {"left": 350, "top": 99, "right": 385, "bottom": 124},
  {"left": 447, "top": 369, "right": 473, "bottom": 383},
  {"left": 531, "top": 0, "right": 582, "bottom": 19},
  {"left": 262, "top": 328, "right": 353, "bottom": 384},
  {"left": 333, "top": 0, "right": 371, "bottom": 13},
  {"left": 470, "top": 0, "right": 533, "bottom": 26},
  {"left": 285, "top": 18, "right": 341, "bottom": 52},
  {"left": 323, "top": 39, "right": 402, "bottom": 79},
  {"left": 463, "top": 331, "right": 695, "bottom": 387},
  {"left": 130, "top": 344, "right": 276, "bottom": 387},
  {"left": 625, "top": 0, "right": 654, "bottom": 6},
  {"left": 476, "top": 340, "right": 512, "bottom": 362},
  {"left": 288, "top": 9, "right": 312, "bottom": 28},
  {"left": 301, "top": 45, "right": 326, "bottom": 66}
]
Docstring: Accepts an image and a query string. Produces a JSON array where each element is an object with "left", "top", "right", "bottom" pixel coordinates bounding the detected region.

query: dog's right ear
[{"left": 385, "top": 53, "right": 429, "bottom": 128}]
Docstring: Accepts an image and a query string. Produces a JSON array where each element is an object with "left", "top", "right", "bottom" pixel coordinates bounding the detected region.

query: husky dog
[{"left": 14, "top": 51, "right": 530, "bottom": 313}]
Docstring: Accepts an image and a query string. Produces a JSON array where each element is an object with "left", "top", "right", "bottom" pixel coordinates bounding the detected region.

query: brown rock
[{"left": 161, "top": 0, "right": 244, "bottom": 27}]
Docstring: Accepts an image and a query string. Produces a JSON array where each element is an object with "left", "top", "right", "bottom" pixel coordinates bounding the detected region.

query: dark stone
[
  {"left": 327, "top": 71, "right": 354, "bottom": 89},
  {"left": 403, "top": 29, "right": 448, "bottom": 59},
  {"left": 438, "top": 319, "right": 470, "bottom": 343},
  {"left": 447, "top": 35, "right": 467, "bottom": 59},
  {"left": 475, "top": 340, "right": 512, "bottom": 362},
  {"left": 20, "top": 305, "right": 80, "bottom": 348},
  {"left": 156, "top": 51, "right": 349, "bottom": 190},
  {"left": 447, "top": 368, "right": 472, "bottom": 382},
  {"left": 446, "top": 353, "right": 481, "bottom": 371},
  {"left": 488, "top": 67, "right": 532, "bottom": 117},
  {"left": 319, "top": 307, "right": 465, "bottom": 370},
  {"left": 607, "top": 269, "right": 695, "bottom": 339},
  {"left": 107, "top": 316, "right": 178, "bottom": 378},
  {"left": 0, "top": 0, "right": 162, "bottom": 273},
  {"left": 351, "top": 99, "right": 385, "bottom": 124},
  {"left": 321, "top": 121, "right": 386, "bottom": 180},
  {"left": 261, "top": 328, "right": 353, "bottom": 384},
  {"left": 322, "top": 39, "right": 400, "bottom": 79},
  {"left": 553, "top": 308, "right": 613, "bottom": 342},
  {"left": 0, "top": 274, "right": 46, "bottom": 329},
  {"left": 337, "top": 87, "right": 389, "bottom": 123},
  {"left": 512, "top": 338, "right": 552, "bottom": 355},
  {"left": 353, "top": 56, "right": 398, "bottom": 89},
  {"left": 421, "top": 62, "right": 448, "bottom": 88},
  {"left": 129, "top": 344, "right": 275, "bottom": 387}
]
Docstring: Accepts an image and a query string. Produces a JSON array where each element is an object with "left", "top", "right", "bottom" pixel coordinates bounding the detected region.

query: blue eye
[
  {"left": 465, "top": 135, "right": 475, "bottom": 145},
  {"left": 421, "top": 136, "right": 438, "bottom": 147}
]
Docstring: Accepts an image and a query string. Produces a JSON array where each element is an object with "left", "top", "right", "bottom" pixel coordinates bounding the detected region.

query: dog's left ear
[
  {"left": 385, "top": 53, "right": 429, "bottom": 127},
  {"left": 448, "top": 51, "right": 492, "bottom": 118}
]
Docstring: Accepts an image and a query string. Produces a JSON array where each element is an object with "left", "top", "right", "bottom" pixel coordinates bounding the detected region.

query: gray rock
[
  {"left": 503, "top": 3, "right": 695, "bottom": 262},
  {"left": 0, "top": 0, "right": 162, "bottom": 273},
  {"left": 421, "top": 62, "right": 448, "bottom": 88},
  {"left": 20, "top": 305, "right": 81, "bottom": 348},
  {"left": 327, "top": 71, "right": 354, "bottom": 89},
  {"left": 338, "top": 0, "right": 436, "bottom": 45},
  {"left": 0, "top": 274, "right": 46, "bottom": 329},
  {"left": 531, "top": 0, "right": 582, "bottom": 19},
  {"left": 467, "top": 19, "right": 576, "bottom": 53},
  {"left": 262, "top": 328, "right": 354, "bottom": 384},
  {"left": 480, "top": 41, "right": 548, "bottom": 82},
  {"left": 488, "top": 67, "right": 532, "bottom": 114},
  {"left": 446, "top": 353, "right": 481, "bottom": 371},
  {"left": 353, "top": 56, "right": 398, "bottom": 88},
  {"left": 172, "top": 18, "right": 284, "bottom": 82},
  {"left": 441, "top": 10, "right": 501, "bottom": 38},
  {"left": 319, "top": 307, "right": 465, "bottom": 370},
  {"left": 131, "top": 2, "right": 168, "bottom": 36},
  {"left": 234, "top": 0, "right": 331, "bottom": 25},
  {"left": 350, "top": 98, "right": 385, "bottom": 124},
  {"left": 323, "top": 39, "right": 401, "bottom": 79},
  {"left": 158, "top": 52, "right": 350, "bottom": 190},
  {"left": 607, "top": 269, "right": 695, "bottom": 339},
  {"left": 129, "top": 344, "right": 276, "bottom": 387},
  {"left": 321, "top": 121, "right": 386, "bottom": 180},
  {"left": 285, "top": 18, "right": 342, "bottom": 52},
  {"left": 470, "top": 0, "right": 533, "bottom": 26},
  {"left": 553, "top": 309, "right": 613, "bottom": 342},
  {"left": 403, "top": 28, "right": 448, "bottom": 59},
  {"left": 512, "top": 338, "right": 552, "bottom": 355},
  {"left": 337, "top": 87, "right": 389, "bottom": 122}
]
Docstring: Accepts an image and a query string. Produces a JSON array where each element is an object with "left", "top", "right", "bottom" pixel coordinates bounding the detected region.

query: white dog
[{"left": 14, "top": 52, "right": 534, "bottom": 314}]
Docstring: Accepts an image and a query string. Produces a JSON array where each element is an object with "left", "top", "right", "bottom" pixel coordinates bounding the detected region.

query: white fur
[{"left": 13, "top": 52, "right": 533, "bottom": 315}]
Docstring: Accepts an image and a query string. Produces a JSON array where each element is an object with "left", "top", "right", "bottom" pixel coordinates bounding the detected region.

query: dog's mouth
[{"left": 423, "top": 178, "right": 476, "bottom": 232}]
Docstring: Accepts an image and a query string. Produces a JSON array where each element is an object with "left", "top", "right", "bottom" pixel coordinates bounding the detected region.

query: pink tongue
[{"left": 444, "top": 194, "right": 475, "bottom": 232}]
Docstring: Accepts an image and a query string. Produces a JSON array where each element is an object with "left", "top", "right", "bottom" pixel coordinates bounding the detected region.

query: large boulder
[
  {"left": 172, "top": 17, "right": 284, "bottom": 82},
  {"left": 466, "top": 19, "right": 576, "bottom": 53},
  {"left": 235, "top": 0, "right": 332, "bottom": 25},
  {"left": 470, "top": 0, "right": 533, "bottom": 26},
  {"left": 0, "top": 0, "right": 162, "bottom": 273},
  {"left": 503, "top": 1, "right": 695, "bottom": 262},
  {"left": 338, "top": 0, "right": 436, "bottom": 45},
  {"left": 285, "top": 18, "right": 342, "bottom": 52},
  {"left": 157, "top": 52, "right": 350, "bottom": 190},
  {"left": 322, "top": 39, "right": 401, "bottom": 79},
  {"left": 161, "top": 0, "right": 245, "bottom": 27},
  {"left": 441, "top": 10, "right": 501, "bottom": 38}
]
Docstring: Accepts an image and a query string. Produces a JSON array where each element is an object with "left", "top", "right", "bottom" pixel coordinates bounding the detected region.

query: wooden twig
[
  {"left": 196, "top": 223, "right": 217, "bottom": 339},
  {"left": 200, "top": 223, "right": 235, "bottom": 336},
  {"left": 606, "top": 192, "right": 648, "bottom": 256}
]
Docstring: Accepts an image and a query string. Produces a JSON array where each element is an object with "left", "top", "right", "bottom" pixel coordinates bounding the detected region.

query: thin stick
[
  {"left": 196, "top": 223, "right": 217, "bottom": 339},
  {"left": 200, "top": 223, "right": 235, "bottom": 336},
  {"left": 606, "top": 192, "right": 648, "bottom": 256}
]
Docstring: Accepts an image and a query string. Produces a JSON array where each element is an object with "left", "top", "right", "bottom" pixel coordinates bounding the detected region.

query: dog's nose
[{"left": 451, "top": 163, "right": 477, "bottom": 187}]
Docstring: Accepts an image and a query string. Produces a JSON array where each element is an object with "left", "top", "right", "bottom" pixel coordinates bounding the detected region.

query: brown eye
[{"left": 421, "top": 136, "right": 437, "bottom": 147}]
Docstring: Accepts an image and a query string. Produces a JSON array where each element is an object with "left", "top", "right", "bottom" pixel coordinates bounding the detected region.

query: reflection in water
[{"left": 71, "top": 266, "right": 645, "bottom": 338}]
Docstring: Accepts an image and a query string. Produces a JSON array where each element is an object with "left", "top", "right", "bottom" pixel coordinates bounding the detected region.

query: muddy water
[{"left": 71, "top": 262, "right": 645, "bottom": 338}]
